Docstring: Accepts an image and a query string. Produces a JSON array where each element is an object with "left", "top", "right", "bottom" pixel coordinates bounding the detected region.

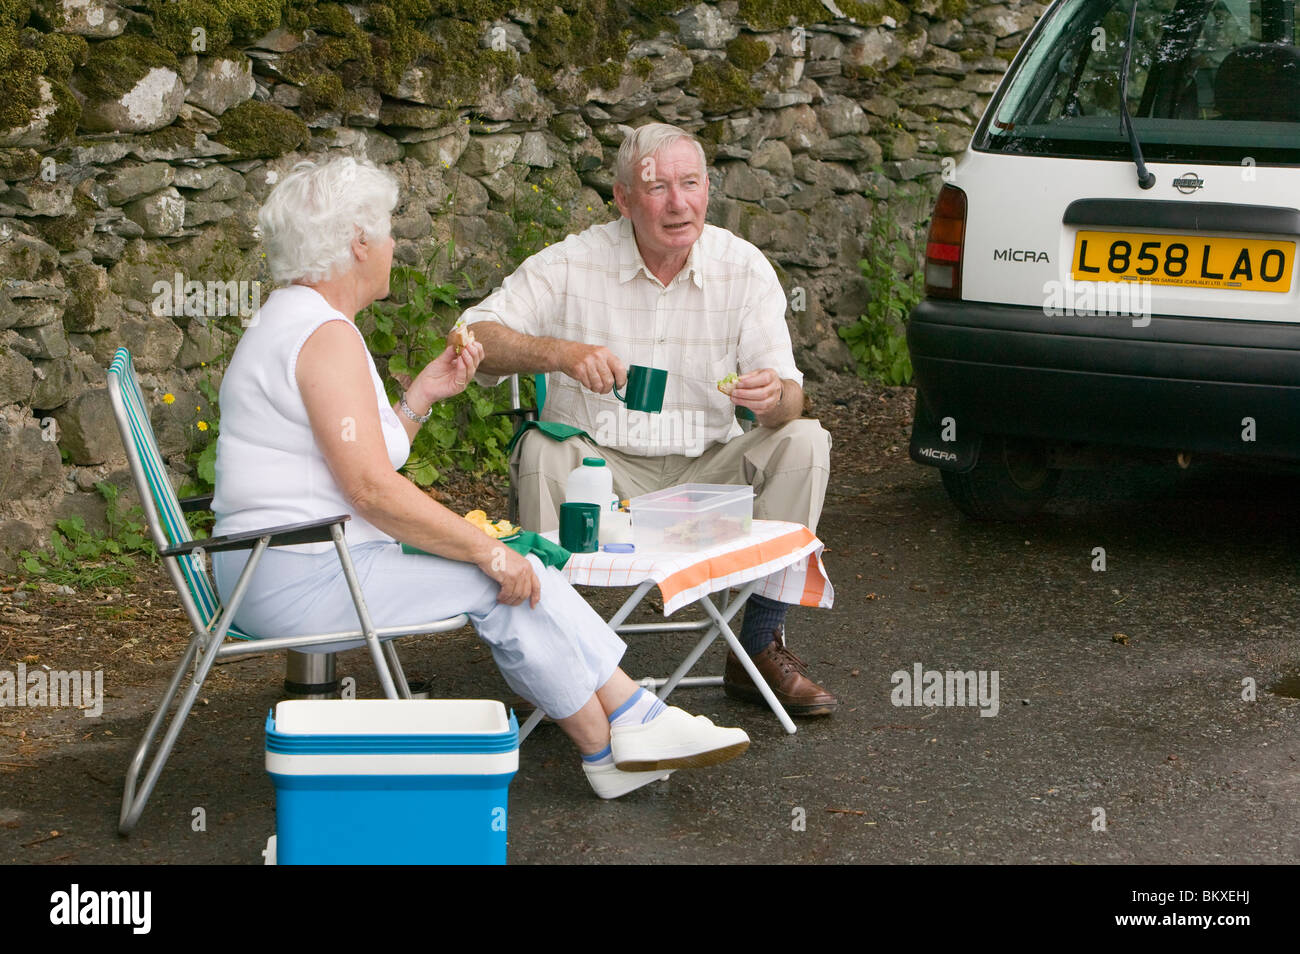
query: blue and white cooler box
[{"left": 266, "top": 699, "right": 518, "bottom": 865}]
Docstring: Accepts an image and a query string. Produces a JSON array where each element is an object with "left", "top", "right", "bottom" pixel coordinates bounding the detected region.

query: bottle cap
[{"left": 582, "top": 457, "right": 606, "bottom": 467}]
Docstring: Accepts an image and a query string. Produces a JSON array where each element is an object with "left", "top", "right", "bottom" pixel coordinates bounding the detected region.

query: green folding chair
[{"left": 106, "top": 348, "right": 469, "bottom": 834}]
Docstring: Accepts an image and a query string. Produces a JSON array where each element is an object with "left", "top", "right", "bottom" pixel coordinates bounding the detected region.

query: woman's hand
[
  {"left": 405, "top": 335, "right": 485, "bottom": 407},
  {"left": 476, "top": 543, "right": 542, "bottom": 608}
]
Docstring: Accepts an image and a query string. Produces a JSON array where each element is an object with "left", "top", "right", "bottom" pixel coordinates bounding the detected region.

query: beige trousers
[{"left": 512, "top": 419, "right": 832, "bottom": 535}]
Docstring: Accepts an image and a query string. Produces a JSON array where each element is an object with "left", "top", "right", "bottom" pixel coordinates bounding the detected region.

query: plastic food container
[
  {"left": 266, "top": 699, "right": 518, "bottom": 865},
  {"left": 629, "top": 483, "right": 754, "bottom": 554}
]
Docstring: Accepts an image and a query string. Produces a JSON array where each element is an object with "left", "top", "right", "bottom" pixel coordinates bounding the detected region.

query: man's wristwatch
[{"left": 399, "top": 393, "right": 432, "bottom": 425}]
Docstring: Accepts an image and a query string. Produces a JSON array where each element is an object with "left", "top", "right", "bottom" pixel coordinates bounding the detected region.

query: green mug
[
  {"left": 613, "top": 365, "right": 667, "bottom": 414},
  {"left": 559, "top": 502, "right": 600, "bottom": 553}
]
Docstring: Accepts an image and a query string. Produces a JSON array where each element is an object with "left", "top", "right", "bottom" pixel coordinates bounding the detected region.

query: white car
[{"left": 907, "top": 0, "right": 1300, "bottom": 519}]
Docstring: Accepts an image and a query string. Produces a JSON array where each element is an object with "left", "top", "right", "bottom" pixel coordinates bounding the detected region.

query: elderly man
[{"left": 464, "top": 123, "right": 836, "bottom": 716}]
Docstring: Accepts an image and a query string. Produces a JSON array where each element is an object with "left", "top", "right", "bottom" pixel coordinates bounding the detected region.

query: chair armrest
[
  {"left": 179, "top": 494, "right": 214, "bottom": 512},
  {"left": 490, "top": 406, "right": 538, "bottom": 423},
  {"left": 160, "top": 514, "right": 352, "bottom": 557}
]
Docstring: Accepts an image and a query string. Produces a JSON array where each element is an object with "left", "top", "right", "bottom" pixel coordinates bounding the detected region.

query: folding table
[{"left": 517, "top": 520, "right": 834, "bottom": 740}]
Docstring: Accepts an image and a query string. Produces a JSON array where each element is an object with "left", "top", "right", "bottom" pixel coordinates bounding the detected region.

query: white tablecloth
[{"left": 556, "top": 519, "right": 835, "bottom": 615}]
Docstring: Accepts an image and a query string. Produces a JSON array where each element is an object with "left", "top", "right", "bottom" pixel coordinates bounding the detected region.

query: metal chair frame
[{"left": 106, "top": 348, "right": 468, "bottom": 834}]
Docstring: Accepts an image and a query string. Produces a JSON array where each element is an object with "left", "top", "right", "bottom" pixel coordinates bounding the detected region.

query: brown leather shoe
[{"left": 724, "top": 631, "right": 837, "bottom": 716}]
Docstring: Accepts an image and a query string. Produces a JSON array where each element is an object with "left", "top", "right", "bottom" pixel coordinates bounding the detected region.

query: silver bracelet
[{"left": 399, "top": 393, "right": 432, "bottom": 425}]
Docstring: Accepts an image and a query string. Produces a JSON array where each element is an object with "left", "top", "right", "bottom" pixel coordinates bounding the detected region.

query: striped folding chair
[{"left": 106, "top": 348, "right": 468, "bottom": 834}]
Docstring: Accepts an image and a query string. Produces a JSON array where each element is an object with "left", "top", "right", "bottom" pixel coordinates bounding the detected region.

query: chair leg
[
  {"left": 330, "top": 525, "right": 399, "bottom": 699},
  {"left": 119, "top": 537, "right": 271, "bottom": 835},
  {"left": 381, "top": 641, "right": 412, "bottom": 699}
]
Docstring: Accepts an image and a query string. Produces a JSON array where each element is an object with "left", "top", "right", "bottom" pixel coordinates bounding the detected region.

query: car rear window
[{"left": 976, "top": 0, "right": 1300, "bottom": 164}]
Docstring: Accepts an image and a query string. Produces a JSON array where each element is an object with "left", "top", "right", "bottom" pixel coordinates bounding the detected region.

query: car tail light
[{"left": 924, "top": 184, "right": 967, "bottom": 300}]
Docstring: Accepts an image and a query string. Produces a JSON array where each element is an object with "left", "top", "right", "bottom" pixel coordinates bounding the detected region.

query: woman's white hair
[
  {"left": 615, "top": 123, "right": 707, "bottom": 186},
  {"left": 258, "top": 157, "right": 399, "bottom": 284}
]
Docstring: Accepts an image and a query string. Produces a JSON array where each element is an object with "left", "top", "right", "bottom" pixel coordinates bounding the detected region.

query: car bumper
[{"left": 907, "top": 299, "right": 1300, "bottom": 460}]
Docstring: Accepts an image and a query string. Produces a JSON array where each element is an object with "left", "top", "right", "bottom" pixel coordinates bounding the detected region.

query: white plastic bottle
[{"left": 566, "top": 458, "right": 619, "bottom": 542}]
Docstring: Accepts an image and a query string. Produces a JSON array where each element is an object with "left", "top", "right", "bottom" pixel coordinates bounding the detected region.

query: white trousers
[{"left": 212, "top": 541, "right": 626, "bottom": 719}]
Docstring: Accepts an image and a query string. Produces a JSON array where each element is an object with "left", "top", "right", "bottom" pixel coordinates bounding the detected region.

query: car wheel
[{"left": 940, "top": 435, "right": 1061, "bottom": 521}]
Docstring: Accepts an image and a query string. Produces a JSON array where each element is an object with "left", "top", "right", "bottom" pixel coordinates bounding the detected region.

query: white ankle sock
[
  {"left": 581, "top": 744, "right": 614, "bottom": 766},
  {"left": 608, "top": 687, "right": 667, "bottom": 728}
]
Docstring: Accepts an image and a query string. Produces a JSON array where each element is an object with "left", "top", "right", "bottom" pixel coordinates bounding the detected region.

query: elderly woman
[{"left": 210, "top": 157, "right": 748, "bottom": 798}]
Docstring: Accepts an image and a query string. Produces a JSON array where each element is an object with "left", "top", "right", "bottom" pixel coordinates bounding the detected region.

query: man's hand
[
  {"left": 728, "top": 368, "right": 783, "bottom": 415},
  {"left": 477, "top": 544, "right": 542, "bottom": 608},
  {"left": 728, "top": 368, "right": 801, "bottom": 428},
  {"left": 562, "top": 341, "right": 627, "bottom": 394}
]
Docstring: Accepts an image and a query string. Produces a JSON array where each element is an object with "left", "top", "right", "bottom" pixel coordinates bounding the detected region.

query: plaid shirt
[{"left": 468, "top": 217, "right": 801, "bottom": 458}]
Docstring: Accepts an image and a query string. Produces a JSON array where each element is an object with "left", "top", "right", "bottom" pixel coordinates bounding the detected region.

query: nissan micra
[{"left": 907, "top": 0, "right": 1300, "bottom": 519}]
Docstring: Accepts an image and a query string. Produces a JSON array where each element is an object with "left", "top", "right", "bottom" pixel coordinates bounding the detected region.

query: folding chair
[{"left": 106, "top": 348, "right": 469, "bottom": 834}]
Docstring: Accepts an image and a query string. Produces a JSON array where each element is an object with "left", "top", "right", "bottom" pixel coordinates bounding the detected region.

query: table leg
[
  {"left": 699, "top": 587, "right": 798, "bottom": 735},
  {"left": 655, "top": 581, "right": 754, "bottom": 701}
]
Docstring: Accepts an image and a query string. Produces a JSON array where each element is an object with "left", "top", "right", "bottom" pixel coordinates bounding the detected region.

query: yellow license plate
[{"left": 1071, "top": 231, "right": 1295, "bottom": 293}]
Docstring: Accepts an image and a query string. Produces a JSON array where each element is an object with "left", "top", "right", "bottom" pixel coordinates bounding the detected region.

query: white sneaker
[
  {"left": 611, "top": 706, "right": 750, "bottom": 772},
  {"left": 583, "top": 761, "right": 673, "bottom": 799}
]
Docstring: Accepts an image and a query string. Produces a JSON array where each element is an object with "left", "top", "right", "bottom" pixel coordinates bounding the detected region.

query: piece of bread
[
  {"left": 449, "top": 325, "right": 475, "bottom": 355},
  {"left": 717, "top": 372, "right": 739, "bottom": 395}
]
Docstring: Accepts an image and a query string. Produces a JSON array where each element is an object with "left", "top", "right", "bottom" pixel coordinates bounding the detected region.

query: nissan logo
[{"left": 1173, "top": 173, "right": 1204, "bottom": 194}]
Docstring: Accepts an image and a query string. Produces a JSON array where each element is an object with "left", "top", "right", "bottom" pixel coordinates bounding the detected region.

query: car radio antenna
[{"left": 1119, "top": 0, "right": 1157, "bottom": 189}]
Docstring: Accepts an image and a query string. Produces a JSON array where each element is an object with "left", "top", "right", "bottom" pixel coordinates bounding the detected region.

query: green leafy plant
[
  {"left": 16, "top": 482, "right": 157, "bottom": 588},
  {"left": 359, "top": 247, "right": 517, "bottom": 486},
  {"left": 839, "top": 192, "right": 926, "bottom": 386}
]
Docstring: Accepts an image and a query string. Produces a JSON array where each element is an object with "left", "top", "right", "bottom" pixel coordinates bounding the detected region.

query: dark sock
[{"left": 738, "top": 594, "right": 791, "bottom": 656}]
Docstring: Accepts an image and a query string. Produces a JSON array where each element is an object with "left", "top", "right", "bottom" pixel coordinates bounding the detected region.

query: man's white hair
[
  {"left": 258, "top": 157, "right": 399, "bottom": 284},
  {"left": 615, "top": 123, "right": 707, "bottom": 186}
]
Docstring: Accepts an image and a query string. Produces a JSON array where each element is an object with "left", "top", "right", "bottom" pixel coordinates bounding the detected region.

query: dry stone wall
[{"left": 0, "top": 0, "right": 1045, "bottom": 565}]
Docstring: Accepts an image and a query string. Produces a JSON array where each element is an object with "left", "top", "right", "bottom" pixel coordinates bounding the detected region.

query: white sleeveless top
[{"left": 212, "top": 284, "right": 410, "bottom": 554}]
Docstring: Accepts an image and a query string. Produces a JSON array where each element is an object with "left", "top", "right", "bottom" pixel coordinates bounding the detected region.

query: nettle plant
[
  {"left": 839, "top": 188, "right": 928, "bottom": 387},
  {"left": 358, "top": 244, "right": 524, "bottom": 487},
  {"left": 17, "top": 482, "right": 158, "bottom": 588}
]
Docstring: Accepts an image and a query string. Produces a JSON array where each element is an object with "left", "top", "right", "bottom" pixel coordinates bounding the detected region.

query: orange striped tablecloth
[{"left": 557, "top": 520, "right": 835, "bottom": 616}]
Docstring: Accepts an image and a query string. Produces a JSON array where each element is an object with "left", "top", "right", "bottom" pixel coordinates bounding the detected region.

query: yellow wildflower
[
  {"left": 196, "top": 421, "right": 209, "bottom": 432},
  {"left": 162, "top": 393, "right": 175, "bottom": 405}
]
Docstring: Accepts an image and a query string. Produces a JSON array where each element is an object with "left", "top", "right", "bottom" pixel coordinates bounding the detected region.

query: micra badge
[{"left": 1173, "top": 172, "right": 1204, "bottom": 194}]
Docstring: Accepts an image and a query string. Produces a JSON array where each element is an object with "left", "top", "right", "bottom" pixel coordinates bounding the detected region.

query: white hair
[
  {"left": 615, "top": 122, "right": 707, "bottom": 186},
  {"left": 258, "top": 157, "right": 399, "bottom": 284}
]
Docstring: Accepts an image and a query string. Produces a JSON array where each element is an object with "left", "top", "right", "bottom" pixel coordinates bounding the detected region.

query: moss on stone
[
  {"left": 36, "top": 196, "right": 96, "bottom": 252},
  {"left": 632, "top": 56, "right": 654, "bottom": 79},
  {"left": 725, "top": 35, "right": 771, "bottom": 74},
  {"left": 581, "top": 60, "right": 624, "bottom": 90},
  {"left": 938, "top": 0, "right": 968, "bottom": 18},
  {"left": 45, "top": 79, "right": 80, "bottom": 144},
  {"left": 736, "top": 0, "right": 827, "bottom": 31},
  {"left": 149, "top": 0, "right": 285, "bottom": 56},
  {"left": 215, "top": 100, "right": 309, "bottom": 159},
  {"left": 0, "top": 148, "right": 40, "bottom": 181},
  {"left": 78, "top": 35, "right": 179, "bottom": 101},
  {"left": 138, "top": 124, "right": 201, "bottom": 153},
  {"left": 29, "top": 30, "right": 87, "bottom": 81},
  {"left": 839, "top": 0, "right": 909, "bottom": 25},
  {"left": 0, "top": 12, "right": 85, "bottom": 136},
  {"left": 689, "top": 61, "right": 762, "bottom": 115},
  {"left": 299, "top": 73, "right": 346, "bottom": 117}
]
